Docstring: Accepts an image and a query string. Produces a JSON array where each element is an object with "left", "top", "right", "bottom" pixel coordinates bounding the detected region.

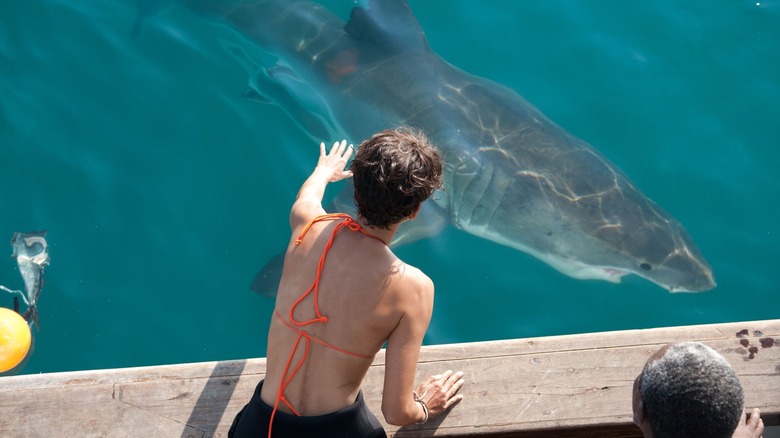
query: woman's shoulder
[
  {"left": 388, "top": 260, "right": 434, "bottom": 300},
  {"left": 289, "top": 200, "right": 325, "bottom": 226}
]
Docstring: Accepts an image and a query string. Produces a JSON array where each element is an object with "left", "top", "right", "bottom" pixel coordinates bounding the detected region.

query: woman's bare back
[{"left": 260, "top": 217, "right": 421, "bottom": 415}]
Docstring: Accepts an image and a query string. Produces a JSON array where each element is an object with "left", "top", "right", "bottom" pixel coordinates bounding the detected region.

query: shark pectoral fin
[
  {"left": 252, "top": 182, "right": 357, "bottom": 297},
  {"left": 221, "top": 38, "right": 339, "bottom": 142},
  {"left": 250, "top": 251, "right": 285, "bottom": 297},
  {"left": 390, "top": 200, "right": 448, "bottom": 247}
]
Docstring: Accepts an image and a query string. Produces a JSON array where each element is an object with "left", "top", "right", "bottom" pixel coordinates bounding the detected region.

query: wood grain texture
[{"left": 1, "top": 319, "right": 777, "bottom": 437}]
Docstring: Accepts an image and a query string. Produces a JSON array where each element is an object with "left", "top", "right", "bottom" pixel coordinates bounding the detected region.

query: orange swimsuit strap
[
  {"left": 268, "top": 213, "right": 382, "bottom": 438},
  {"left": 289, "top": 213, "right": 386, "bottom": 326}
]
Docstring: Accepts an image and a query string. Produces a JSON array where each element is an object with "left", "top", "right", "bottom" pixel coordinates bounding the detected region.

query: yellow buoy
[{"left": 0, "top": 307, "right": 32, "bottom": 372}]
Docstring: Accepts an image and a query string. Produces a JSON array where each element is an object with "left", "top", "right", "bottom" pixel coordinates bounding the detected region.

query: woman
[{"left": 230, "top": 128, "right": 465, "bottom": 437}]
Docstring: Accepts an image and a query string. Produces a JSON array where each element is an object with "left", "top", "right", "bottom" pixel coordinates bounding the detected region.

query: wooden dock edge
[{"left": 1, "top": 319, "right": 778, "bottom": 437}]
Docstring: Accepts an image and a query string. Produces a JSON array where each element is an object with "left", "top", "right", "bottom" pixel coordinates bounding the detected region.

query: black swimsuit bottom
[{"left": 228, "top": 380, "right": 387, "bottom": 438}]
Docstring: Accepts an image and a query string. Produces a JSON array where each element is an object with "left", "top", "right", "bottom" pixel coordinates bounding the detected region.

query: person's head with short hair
[
  {"left": 632, "top": 342, "right": 744, "bottom": 438},
  {"left": 350, "top": 127, "right": 443, "bottom": 229}
]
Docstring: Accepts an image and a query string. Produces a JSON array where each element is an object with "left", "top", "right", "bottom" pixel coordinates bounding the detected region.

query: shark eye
[{"left": 640, "top": 263, "right": 652, "bottom": 271}]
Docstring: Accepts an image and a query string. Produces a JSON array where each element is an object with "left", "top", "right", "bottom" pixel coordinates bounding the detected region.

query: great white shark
[{"left": 158, "top": 0, "right": 715, "bottom": 292}]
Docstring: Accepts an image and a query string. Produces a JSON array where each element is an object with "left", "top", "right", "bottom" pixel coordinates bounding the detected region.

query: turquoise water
[{"left": 1, "top": 0, "right": 778, "bottom": 375}]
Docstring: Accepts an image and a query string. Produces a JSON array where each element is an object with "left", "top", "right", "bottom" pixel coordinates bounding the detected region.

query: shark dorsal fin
[{"left": 344, "top": 0, "right": 430, "bottom": 57}]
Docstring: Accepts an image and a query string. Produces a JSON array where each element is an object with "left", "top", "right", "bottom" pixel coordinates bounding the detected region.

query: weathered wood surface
[{"left": 0, "top": 319, "right": 778, "bottom": 437}]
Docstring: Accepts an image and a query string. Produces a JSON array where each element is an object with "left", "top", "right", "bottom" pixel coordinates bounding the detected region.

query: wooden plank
[
  {"left": 388, "top": 319, "right": 780, "bottom": 437},
  {"left": 0, "top": 383, "right": 205, "bottom": 437},
  {"left": 0, "top": 319, "right": 777, "bottom": 438}
]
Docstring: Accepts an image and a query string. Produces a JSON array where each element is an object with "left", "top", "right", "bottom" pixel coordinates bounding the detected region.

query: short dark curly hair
[
  {"left": 640, "top": 342, "right": 744, "bottom": 438},
  {"left": 350, "top": 128, "right": 443, "bottom": 229}
]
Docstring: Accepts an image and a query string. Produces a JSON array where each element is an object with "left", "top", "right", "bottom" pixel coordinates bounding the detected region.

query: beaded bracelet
[{"left": 412, "top": 390, "right": 429, "bottom": 424}]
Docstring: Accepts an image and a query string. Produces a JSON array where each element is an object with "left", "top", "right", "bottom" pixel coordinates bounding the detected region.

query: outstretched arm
[
  {"left": 381, "top": 271, "right": 465, "bottom": 426},
  {"left": 290, "top": 140, "right": 354, "bottom": 229}
]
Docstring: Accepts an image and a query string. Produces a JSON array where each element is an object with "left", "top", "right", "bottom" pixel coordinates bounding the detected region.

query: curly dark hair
[
  {"left": 350, "top": 128, "right": 443, "bottom": 229},
  {"left": 640, "top": 342, "right": 744, "bottom": 438}
]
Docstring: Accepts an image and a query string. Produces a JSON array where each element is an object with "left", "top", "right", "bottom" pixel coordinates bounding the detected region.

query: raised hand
[{"left": 316, "top": 140, "right": 354, "bottom": 182}]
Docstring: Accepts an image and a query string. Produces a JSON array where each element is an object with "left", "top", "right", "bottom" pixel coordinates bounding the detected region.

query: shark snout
[{"left": 652, "top": 249, "right": 716, "bottom": 293}]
